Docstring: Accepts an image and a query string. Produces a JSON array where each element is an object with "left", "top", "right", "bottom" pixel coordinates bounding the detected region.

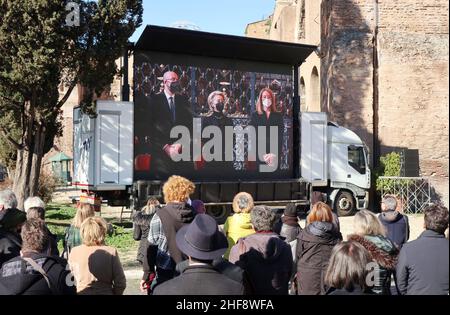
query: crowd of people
[{"left": 0, "top": 177, "right": 448, "bottom": 295}]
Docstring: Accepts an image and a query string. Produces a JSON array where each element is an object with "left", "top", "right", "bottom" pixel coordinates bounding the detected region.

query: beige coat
[{"left": 68, "top": 244, "right": 126, "bottom": 295}]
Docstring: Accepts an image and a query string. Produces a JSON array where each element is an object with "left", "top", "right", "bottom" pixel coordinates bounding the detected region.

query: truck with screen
[{"left": 73, "top": 25, "right": 370, "bottom": 222}]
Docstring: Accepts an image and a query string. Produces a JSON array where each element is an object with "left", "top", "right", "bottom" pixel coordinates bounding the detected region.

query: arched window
[
  {"left": 310, "top": 66, "right": 320, "bottom": 112},
  {"left": 300, "top": 77, "right": 306, "bottom": 111}
]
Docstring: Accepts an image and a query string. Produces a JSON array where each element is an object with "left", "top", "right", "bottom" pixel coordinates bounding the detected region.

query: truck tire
[
  {"left": 334, "top": 191, "right": 356, "bottom": 217},
  {"left": 206, "top": 205, "right": 231, "bottom": 225}
]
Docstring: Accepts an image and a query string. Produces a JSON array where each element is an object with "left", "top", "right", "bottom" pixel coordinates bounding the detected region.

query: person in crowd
[
  {"left": 146, "top": 175, "right": 196, "bottom": 291},
  {"left": 273, "top": 203, "right": 301, "bottom": 243},
  {"left": 191, "top": 199, "right": 206, "bottom": 215},
  {"left": 0, "top": 190, "right": 26, "bottom": 268},
  {"left": 325, "top": 241, "right": 375, "bottom": 295},
  {"left": 68, "top": 217, "right": 126, "bottom": 295},
  {"left": 62, "top": 203, "right": 95, "bottom": 258},
  {"left": 229, "top": 205, "right": 292, "bottom": 295},
  {"left": 133, "top": 197, "right": 160, "bottom": 294},
  {"left": 296, "top": 201, "right": 342, "bottom": 295},
  {"left": 223, "top": 192, "right": 255, "bottom": 260},
  {"left": 24, "top": 196, "right": 59, "bottom": 256},
  {"left": 0, "top": 219, "right": 76, "bottom": 295},
  {"left": 347, "top": 209, "right": 398, "bottom": 295},
  {"left": 396, "top": 204, "right": 449, "bottom": 295},
  {"left": 154, "top": 214, "right": 245, "bottom": 295},
  {"left": 249, "top": 88, "right": 283, "bottom": 171},
  {"left": 378, "top": 195, "right": 409, "bottom": 249}
]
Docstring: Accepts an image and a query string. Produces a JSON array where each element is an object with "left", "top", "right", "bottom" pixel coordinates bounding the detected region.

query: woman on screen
[{"left": 250, "top": 88, "right": 283, "bottom": 170}]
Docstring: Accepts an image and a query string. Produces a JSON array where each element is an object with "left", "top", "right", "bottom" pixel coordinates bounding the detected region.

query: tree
[{"left": 0, "top": 0, "right": 143, "bottom": 209}]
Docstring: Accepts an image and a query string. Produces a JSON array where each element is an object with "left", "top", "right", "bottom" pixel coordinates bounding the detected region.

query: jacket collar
[{"left": 419, "top": 229, "right": 446, "bottom": 239}]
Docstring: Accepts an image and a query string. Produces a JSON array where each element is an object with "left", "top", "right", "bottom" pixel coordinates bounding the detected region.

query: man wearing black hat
[{"left": 153, "top": 214, "right": 245, "bottom": 295}]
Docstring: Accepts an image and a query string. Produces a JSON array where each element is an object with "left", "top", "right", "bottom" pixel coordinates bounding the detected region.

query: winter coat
[
  {"left": 132, "top": 210, "right": 154, "bottom": 264},
  {"left": 396, "top": 230, "right": 449, "bottom": 295},
  {"left": 68, "top": 244, "right": 126, "bottom": 295},
  {"left": 229, "top": 232, "right": 293, "bottom": 295},
  {"left": 347, "top": 234, "right": 398, "bottom": 295},
  {"left": 153, "top": 264, "right": 245, "bottom": 295},
  {"left": 0, "top": 252, "right": 76, "bottom": 295},
  {"left": 378, "top": 211, "right": 409, "bottom": 249},
  {"left": 223, "top": 213, "right": 255, "bottom": 259},
  {"left": 0, "top": 228, "right": 21, "bottom": 268},
  {"left": 296, "top": 221, "right": 342, "bottom": 295},
  {"left": 279, "top": 216, "right": 301, "bottom": 243}
]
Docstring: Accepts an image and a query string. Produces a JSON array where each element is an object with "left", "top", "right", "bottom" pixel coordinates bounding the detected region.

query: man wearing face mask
[
  {"left": 140, "top": 70, "right": 193, "bottom": 179},
  {"left": 250, "top": 88, "right": 283, "bottom": 176},
  {"left": 199, "top": 91, "right": 235, "bottom": 178}
]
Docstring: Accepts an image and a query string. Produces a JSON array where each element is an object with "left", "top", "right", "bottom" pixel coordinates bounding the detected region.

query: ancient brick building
[{"left": 247, "top": 0, "right": 449, "bottom": 206}]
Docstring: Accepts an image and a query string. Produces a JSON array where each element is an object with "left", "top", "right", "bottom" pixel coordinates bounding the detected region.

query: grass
[{"left": 45, "top": 203, "right": 136, "bottom": 254}]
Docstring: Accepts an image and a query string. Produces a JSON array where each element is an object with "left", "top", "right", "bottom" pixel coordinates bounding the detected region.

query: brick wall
[{"left": 321, "top": 0, "right": 449, "bottom": 206}]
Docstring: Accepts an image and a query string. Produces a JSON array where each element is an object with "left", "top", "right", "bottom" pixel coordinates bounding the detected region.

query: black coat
[
  {"left": 0, "top": 228, "right": 21, "bottom": 268},
  {"left": 0, "top": 252, "right": 76, "bottom": 295},
  {"left": 153, "top": 264, "right": 244, "bottom": 295},
  {"left": 200, "top": 112, "right": 235, "bottom": 179},
  {"left": 396, "top": 230, "right": 449, "bottom": 295},
  {"left": 136, "top": 92, "right": 193, "bottom": 179},
  {"left": 250, "top": 111, "right": 283, "bottom": 169},
  {"left": 296, "top": 222, "right": 341, "bottom": 295}
]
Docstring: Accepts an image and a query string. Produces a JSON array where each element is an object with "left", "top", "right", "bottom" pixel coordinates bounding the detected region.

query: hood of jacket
[
  {"left": 163, "top": 202, "right": 195, "bottom": 223},
  {"left": 347, "top": 234, "right": 398, "bottom": 270},
  {"left": 300, "top": 221, "right": 342, "bottom": 244},
  {"left": 132, "top": 210, "right": 154, "bottom": 227},
  {"left": 240, "top": 232, "right": 289, "bottom": 262},
  {"left": 379, "top": 210, "right": 402, "bottom": 223},
  {"left": 0, "top": 253, "right": 66, "bottom": 295}
]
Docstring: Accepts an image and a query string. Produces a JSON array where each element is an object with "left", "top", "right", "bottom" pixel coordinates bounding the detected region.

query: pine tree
[{"left": 0, "top": 0, "right": 143, "bottom": 208}]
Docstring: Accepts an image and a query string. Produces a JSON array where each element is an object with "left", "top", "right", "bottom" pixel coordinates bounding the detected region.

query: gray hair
[
  {"left": 0, "top": 189, "right": 18, "bottom": 210},
  {"left": 382, "top": 195, "right": 397, "bottom": 212},
  {"left": 250, "top": 205, "right": 277, "bottom": 232},
  {"left": 24, "top": 196, "right": 46, "bottom": 213},
  {"left": 325, "top": 241, "right": 372, "bottom": 291}
]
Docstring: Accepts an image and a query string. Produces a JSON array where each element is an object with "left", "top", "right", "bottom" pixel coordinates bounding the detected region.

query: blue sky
[{"left": 130, "top": 0, "right": 275, "bottom": 42}]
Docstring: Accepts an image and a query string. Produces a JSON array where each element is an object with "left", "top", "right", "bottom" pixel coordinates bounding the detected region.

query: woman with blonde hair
[
  {"left": 63, "top": 203, "right": 95, "bottom": 257},
  {"left": 296, "top": 202, "right": 342, "bottom": 295},
  {"left": 250, "top": 88, "right": 283, "bottom": 169},
  {"left": 145, "top": 176, "right": 196, "bottom": 291},
  {"left": 223, "top": 192, "right": 256, "bottom": 259},
  {"left": 347, "top": 209, "right": 398, "bottom": 295},
  {"left": 68, "top": 217, "right": 126, "bottom": 295},
  {"left": 199, "top": 91, "right": 234, "bottom": 178}
]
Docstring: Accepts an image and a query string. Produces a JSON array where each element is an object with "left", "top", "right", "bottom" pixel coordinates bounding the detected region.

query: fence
[{"left": 378, "top": 176, "right": 431, "bottom": 214}]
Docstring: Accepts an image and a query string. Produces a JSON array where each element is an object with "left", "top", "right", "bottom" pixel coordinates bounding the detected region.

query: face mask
[
  {"left": 215, "top": 102, "right": 225, "bottom": 112},
  {"left": 262, "top": 99, "right": 272, "bottom": 109},
  {"left": 168, "top": 81, "right": 180, "bottom": 94}
]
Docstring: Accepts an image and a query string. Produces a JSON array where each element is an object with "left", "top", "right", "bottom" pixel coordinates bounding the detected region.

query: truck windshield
[{"left": 348, "top": 146, "right": 366, "bottom": 174}]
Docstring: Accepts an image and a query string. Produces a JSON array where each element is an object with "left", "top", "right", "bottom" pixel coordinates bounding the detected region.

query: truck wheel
[
  {"left": 334, "top": 191, "right": 356, "bottom": 216},
  {"left": 206, "top": 205, "right": 231, "bottom": 225}
]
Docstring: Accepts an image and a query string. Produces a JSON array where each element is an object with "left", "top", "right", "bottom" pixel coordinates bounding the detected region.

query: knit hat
[{"left": 284, "top": 203, "right": 297, "bottom": 217}]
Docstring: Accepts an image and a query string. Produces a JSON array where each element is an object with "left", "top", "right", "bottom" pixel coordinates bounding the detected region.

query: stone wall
[{"left": 321, "top": 0, "right": 449, "bottom": 206}]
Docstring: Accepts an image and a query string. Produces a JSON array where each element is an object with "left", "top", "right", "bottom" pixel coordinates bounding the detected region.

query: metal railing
[{"left": 378, "top": 176, "right": 431, "bottom": 214}]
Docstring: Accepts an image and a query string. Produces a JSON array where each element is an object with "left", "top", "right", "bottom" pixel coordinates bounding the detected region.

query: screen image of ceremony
[{"left": 133, "top": 51, "right": 294, "bottom": 181}]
